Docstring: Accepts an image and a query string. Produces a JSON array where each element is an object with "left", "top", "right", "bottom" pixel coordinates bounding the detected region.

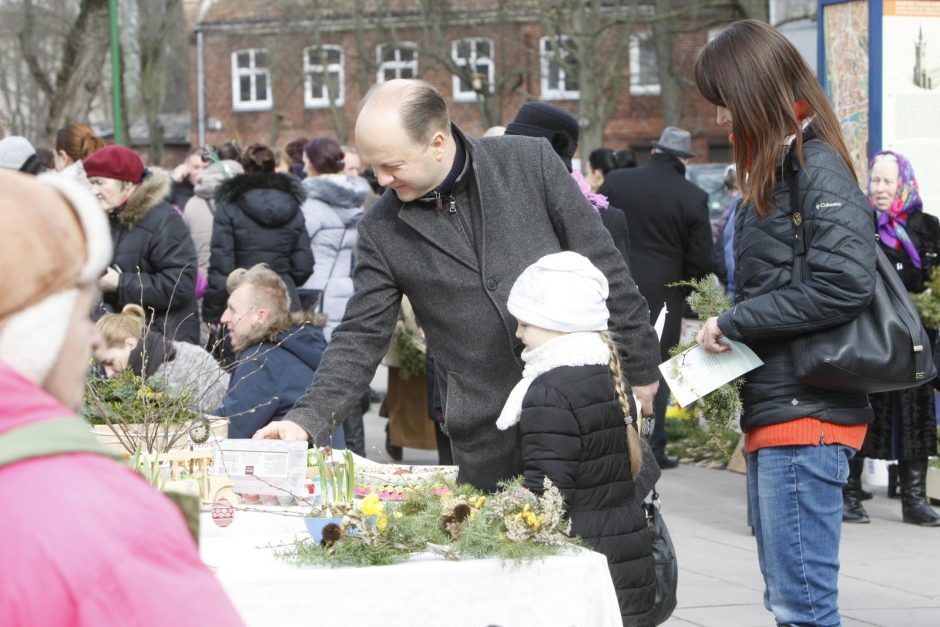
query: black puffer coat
[
  {"left": 862, "top": 212, "right": 940, "bottom": 460},
  {"left": 520, "top": 364, "right": 655, "bottom": 627},
  {"left": 600, "top": 153, "right": 713, "bottom": 360},
  {"left": 203, "top": 172, "right": 314, "bottom": 321},
  {"left": 105, "top": 168, "right": 200, "bottom": 344},
  {"left": 717, "top": 137, "right": 877, "bottom": 432}
]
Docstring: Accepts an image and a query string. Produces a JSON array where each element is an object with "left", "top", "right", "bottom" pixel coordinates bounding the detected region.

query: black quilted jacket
[
  {"left": 717, "top": 137, "right": 877, "bottom": 431},
  {"left": 520, "top": 364, "right": 655, "bottom": 627},
  {"left": 105, "top": 169, "right": 200, "bottom": 344},
  {"left": 203, "top": 172, "right": 313, "bottom": 321}
]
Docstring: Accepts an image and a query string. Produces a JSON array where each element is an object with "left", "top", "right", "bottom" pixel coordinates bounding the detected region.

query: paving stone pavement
[{"left": 362, "top": 367, "right": 940, "bottom": 626}]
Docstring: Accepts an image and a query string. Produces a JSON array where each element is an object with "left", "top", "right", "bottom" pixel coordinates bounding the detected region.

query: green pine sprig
[{"left": 667, "top": 277, "right": 742, "bottom": 448}]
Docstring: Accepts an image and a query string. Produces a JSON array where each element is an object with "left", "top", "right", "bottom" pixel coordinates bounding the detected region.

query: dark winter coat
[
  {"left": 520, "top": 364, "right": 655, "bottom": 627},
  {"left": 202, "top": 173, "right": 314, "bottom": 322},
  {"left": 105, "top": 168, "right": 200, "bottom": 344},
  {"left": 168, "top": 179, "right": 195, "bottom": 211},
  {"left": 717, "top": 136, "right": 877, "bottom": 432},
  {"left": 284, "top": 127, "right": 661, "bottom": 492},
  {"left": 862, "top": 212, "right": 940, "bottom": 460},
  {"left": 601, "top": 205, "right": 631, "bottom": 265},
  {"left": 600, "top": 153, "right": 713, "bottom": 358},
  {"left": 216, "top": 324, "right": 327, "bottom": 439}
]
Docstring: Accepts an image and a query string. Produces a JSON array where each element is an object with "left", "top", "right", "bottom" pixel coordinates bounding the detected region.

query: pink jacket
[{"left": 0, "top": 364, "right": 245, "bottom": 627}]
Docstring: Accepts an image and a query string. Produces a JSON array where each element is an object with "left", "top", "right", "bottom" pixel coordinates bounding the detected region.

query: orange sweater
[{"left": 744, "top": 417, "right": 867, "bottom": 453}]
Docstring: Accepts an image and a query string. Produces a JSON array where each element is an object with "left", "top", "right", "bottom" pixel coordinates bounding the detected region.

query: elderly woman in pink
[
  {"left": 0, "top": 170, "right": 244, "bottom": 626},
  {"left": 842, "top": 151, "right": 940, "bottom": 527}
]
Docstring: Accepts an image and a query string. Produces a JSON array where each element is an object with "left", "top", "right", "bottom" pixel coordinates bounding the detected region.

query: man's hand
[
  {"left": 252, "top": 420, "right": 310, "bottom": 441},
  {"left": 632, "top": 381, "right": 659, "bottom": 417},
  {"left": 170, "top": 162, "right": 189, "bottom": 184},
  {"left": 696, "top": 316, "right": 731, "bottom": 354},
  {"left": 98, "top": 266, "right": 120, "bottom": 293}
]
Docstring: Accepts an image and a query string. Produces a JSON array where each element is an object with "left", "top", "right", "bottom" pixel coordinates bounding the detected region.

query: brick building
[{"left": 186, "top": 1, "right": 740, "bottom": 166}]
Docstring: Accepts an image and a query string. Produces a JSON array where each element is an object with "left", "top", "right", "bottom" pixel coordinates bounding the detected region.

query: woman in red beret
[{"left": 84, "top": 145, "right": 201, "bottom": 344}]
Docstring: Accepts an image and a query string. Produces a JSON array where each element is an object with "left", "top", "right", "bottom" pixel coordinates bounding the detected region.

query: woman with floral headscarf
[{"left": 842, "top": 151, "right": 940, "bottom": 527}]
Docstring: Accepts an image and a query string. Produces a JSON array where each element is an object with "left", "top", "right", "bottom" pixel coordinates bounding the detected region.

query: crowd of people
[{"left": 1, "top": 17, "right": 939, "bottom": 627}]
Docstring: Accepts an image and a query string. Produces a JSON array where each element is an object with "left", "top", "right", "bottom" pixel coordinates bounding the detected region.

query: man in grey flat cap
[{"left": 600, "top": 127, "right": 713, "bottom": 469}]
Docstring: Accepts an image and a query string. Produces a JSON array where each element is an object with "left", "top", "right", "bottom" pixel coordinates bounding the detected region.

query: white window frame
[
  {"left": 376, "top": 43, "right": 418, "bottom": 83},
  {"left": 451, "top": 38, "right": 495, "bottom": 103},
  {"left": 303, "top": 45, "right": 345, "bottom": 109},
  {"left": 231, "top": 48, "right": 272, "bottom": 112},
  {"left": 540, "top": 36, "right": 579, "bottom": 100},
  {"left": 629, "top": 33, "right": 660, "bottom": 96}
]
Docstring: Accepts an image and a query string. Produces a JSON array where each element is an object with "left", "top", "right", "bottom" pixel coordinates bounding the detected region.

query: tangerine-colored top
[{"left": 744, "top": 417, "right": 868, "bottom": 453}]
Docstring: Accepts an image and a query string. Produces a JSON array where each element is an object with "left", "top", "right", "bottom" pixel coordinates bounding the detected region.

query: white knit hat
[
  {"left": 0, "top": 171, "right": 112, "bottom": 383},
  {"left": 507, "top": 251, "right": 610, "bottom": 333},
  {"left": 0, "top": 136, "right": 37, "bottom": 171}
]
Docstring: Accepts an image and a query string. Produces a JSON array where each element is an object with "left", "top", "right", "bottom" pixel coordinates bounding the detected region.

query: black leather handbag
[{"left": 786, "top": 157, "right": 936, "bottom": 394}]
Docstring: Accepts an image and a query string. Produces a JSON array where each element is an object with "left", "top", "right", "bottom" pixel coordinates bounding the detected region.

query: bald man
[{"left": 256, "top": 79, "right": 660, "bottom": 492}]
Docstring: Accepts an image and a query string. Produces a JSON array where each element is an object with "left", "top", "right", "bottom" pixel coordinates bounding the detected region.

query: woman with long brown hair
[{"left": 694, "top": 20, "right": 876, "bottom": 625}]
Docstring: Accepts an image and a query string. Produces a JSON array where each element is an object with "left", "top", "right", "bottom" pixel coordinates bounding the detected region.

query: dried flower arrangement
[{"left": 279, "top": 477, "right": 579, "bottom": 568}]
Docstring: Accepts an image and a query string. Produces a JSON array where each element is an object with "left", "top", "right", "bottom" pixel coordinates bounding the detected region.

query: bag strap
[
  {"left": 0, "top": 416, "right": 120, "bottom": 469},
  {"left": 786, "top": 153, "right": 809, "bottom": 285}
]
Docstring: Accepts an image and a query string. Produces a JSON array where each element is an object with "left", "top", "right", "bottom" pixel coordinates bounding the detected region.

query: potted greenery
[
  {"left": 82, "top": 370, "right": 204, "bottom": 455},
  {"left": 304, "top": 448, "right": 363, "bottom": 543}
]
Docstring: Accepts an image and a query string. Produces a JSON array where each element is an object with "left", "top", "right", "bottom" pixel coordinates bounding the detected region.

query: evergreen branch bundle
[{"left": 668, "top": 277, "right": 742, "bottom": 448}]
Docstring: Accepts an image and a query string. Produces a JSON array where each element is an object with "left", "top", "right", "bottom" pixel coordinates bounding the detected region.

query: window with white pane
[
  {"left": 231, "top": 49, "right": 272, "bottom": 111},
  {"left": 304, "top": 45, "right": 345, "bottom": 108},
  {"left": 629, "top": 33, "right": 660, "bottom": 96},
  {"left": 376, "top": 43, "right": 418, "bottom": 82},
  {"left": 451, "top": 38, "right": 495, "bottom": 102},
  {"left": 540, "top": 36, "right": 579, "bottom": 100}
]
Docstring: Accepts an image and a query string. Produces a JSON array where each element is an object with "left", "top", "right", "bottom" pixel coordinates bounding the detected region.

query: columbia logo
[{"left": 816, "top": 201, "right": 842, "bottom": 209}]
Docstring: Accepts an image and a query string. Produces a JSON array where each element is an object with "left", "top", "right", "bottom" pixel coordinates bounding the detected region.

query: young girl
[
  {"left": 96, "top": 304, "right": 229, "bottom": 412},
  {"left": 496, "top": 251, "right": 655, "bottom": 627}
]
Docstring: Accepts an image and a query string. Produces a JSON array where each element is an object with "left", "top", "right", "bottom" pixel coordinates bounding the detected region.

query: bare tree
[
  {"left": 19, "top": 0, "right": 111, "bottom": 140},
  {"left": 416, "top": 0, "right": 531, "bottom": 129},
  {"left": 136, "top": 0, "right": 183, "bottom": 163},
  {"left": 538, "top": 0, "right": 640, "bottom": 161},
  {"left": 538, "top": 0, "right": 752, "bottom": 160}
]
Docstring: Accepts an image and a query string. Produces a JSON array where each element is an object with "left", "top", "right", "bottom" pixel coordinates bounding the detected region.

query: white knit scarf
[{"left": 496, "top": 332, "right": 611, "bottom": 431}]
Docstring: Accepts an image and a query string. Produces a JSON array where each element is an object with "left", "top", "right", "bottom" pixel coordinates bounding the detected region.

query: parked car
[{"left": 686, "top": 162, "right": 732, "bottom": 227}]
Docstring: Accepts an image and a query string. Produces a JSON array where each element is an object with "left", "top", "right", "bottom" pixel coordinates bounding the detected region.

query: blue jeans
[{"left": 747, "top": 444, "right": 853, "bottom": 627}]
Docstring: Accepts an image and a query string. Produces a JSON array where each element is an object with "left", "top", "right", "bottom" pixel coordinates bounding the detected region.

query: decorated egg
[{"left": 212, "top": 498, "right": 235, "bottom": 527}]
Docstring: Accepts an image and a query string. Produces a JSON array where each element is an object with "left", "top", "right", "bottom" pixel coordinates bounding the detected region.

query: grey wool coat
[{"left": 284, "top": 127, "right": 661, "bottom": 491}]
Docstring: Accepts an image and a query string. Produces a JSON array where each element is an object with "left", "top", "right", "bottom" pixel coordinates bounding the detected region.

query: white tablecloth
[{"left": 200, "top": 510, "right": 622, "bottom": 627}]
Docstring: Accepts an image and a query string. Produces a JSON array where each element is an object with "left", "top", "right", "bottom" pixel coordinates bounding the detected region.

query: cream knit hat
[
  {"left": 507, "top": 251, "right": 610, "bottom": 333},
  {"left": 0, "top": 170, "right": 112, "bottom": 383}
]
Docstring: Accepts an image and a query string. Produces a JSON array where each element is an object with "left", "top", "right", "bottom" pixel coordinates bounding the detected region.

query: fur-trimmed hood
[
  {"left": 215, "top": 172, "right": 305, "bottom": 228},
  {"left": 216, "top": 172, "right": 305, "bottom": 205},
  {"left": 113, "top": 167, "right": 172, "bottom": 229},
  {"left": 302, "top": 174, "right": 371, "bottom": 214}
]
